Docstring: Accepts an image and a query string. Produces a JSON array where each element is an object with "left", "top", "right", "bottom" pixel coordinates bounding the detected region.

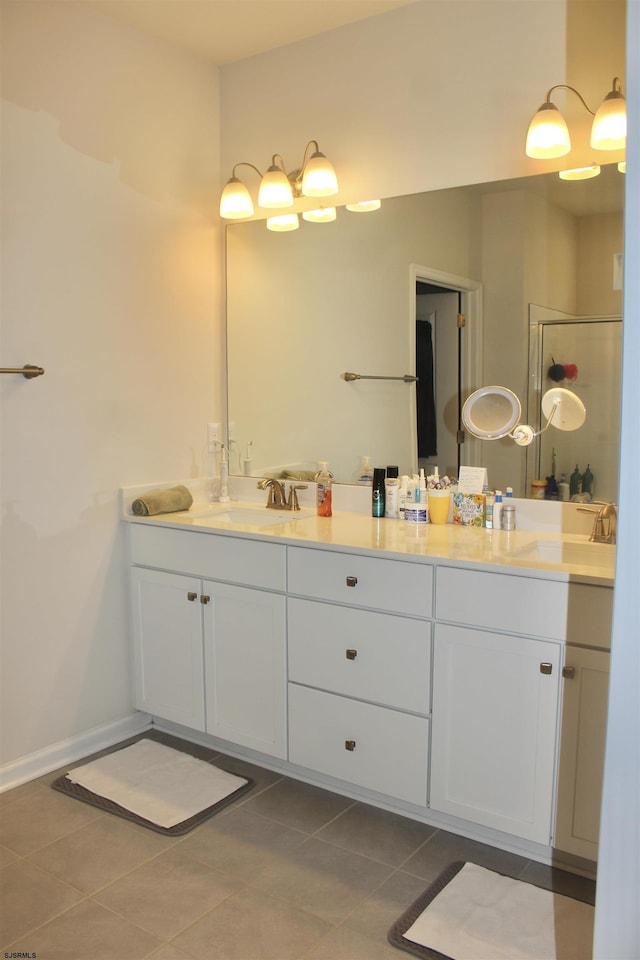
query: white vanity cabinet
[
  {"left": 129, "top": 524, "right": 287, "bottom": 758},
  {"left": 286, "top": 547, "right": 433, "bottom": 805},
  {"left": 554, "top": 584, "right": 613, "bottom": 859},
  {"left": 430, "top": 567, "right": 564, "bottom": 845}
]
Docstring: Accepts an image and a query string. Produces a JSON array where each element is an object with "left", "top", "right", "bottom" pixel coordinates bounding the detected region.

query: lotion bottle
[
  {"left": 493, "top": 490, "right": 503, "bottom": 530},
  {"left": 385, "top": 466, "right": 399, "bottom": 518},
  {"left": 316, "top": 461, "right": 332, "bottom": 517}
]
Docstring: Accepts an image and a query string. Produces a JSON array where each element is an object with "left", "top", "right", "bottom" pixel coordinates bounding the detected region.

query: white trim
[{"left": 0, "top": 712, "right": 152, "bottom": 792}]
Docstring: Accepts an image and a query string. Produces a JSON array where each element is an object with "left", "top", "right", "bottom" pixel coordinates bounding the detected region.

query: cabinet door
[
  {"left": 204, "top": 582, "right": 286, "bottom": 759},
  {"left": 555, "top": 646, "right": 610, "bottom": 859},
  {"left": 130, "top": 567, "right": 205, "bottom": 731},
  {"left": 430, "top": 623, "right": 561, "bottom": 844}
]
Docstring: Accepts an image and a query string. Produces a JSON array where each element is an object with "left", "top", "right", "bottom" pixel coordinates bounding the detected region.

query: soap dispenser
[{"left": 316, "top": 461, "right": 332, "bottom": 517}]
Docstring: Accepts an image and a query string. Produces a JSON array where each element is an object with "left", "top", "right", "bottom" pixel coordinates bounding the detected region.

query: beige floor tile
[
  {"left": 28, "top": 814, "right": 178, "bottom": 894},
  {"left": 251, "top": 837, "right": 393, "bottom": 925},
  {"left": 519, "top": 859, "right": 596, "bottom": 904},
  {"left": 301, "top": 924, "right": 401, "bottom": 959},
  {"left": 315, "top": 802, "right": 437, "bottom": 866},
  {"left": 0, "top": 858, "right": 83, "bottom": 946},
  {"left": 0, "top": 785, "right": 101, "bottom": 855},
  {"left": 94, "top": 847, "right": 242, "bottom": 939},
  {"left": 401, "top": 828, "right": 528, "bottom": 883},
  {"left": 0, "top": 843, "right": 18, "bottom": 868},
  {"left": 173, "top": 886, "right": 330, "bottom": 960},
  {"left": 242, "top": 778, "right": 353, "bottom": 834},
  {"left": 8, "top": 898, "right": 161, "bottom": 960},
  {"left": 148, "top": 944, "right": 195, "bottom": 960},
  {"left": 343, "top": 869, "right": 429, "bottom": 943},
  {"left": 177, "top": 806, "right": 308, "bottom": 882}
]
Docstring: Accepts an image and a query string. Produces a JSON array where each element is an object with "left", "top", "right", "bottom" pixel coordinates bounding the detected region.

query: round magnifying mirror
[
  {"left": 462, "top": 386, "right": 522, "bottom": 439},
  {"left": 541, "top": 387, "right": 586, "bottom": 431}
]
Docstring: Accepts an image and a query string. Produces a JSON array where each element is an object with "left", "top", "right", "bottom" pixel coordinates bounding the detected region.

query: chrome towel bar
[
  {"left": 342, "top": 372, "right": 417, "bottom": 383},
  {"left": 1, "top": 365, "right": 45, "bottom": 379}
]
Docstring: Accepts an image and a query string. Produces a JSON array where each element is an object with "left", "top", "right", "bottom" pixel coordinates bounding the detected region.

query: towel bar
[
  {"left": 342, "top": 372, "right": 417, "bottom": 383},
  {"left": 0, "top": 365, "right": 45, "bottom": 379}
]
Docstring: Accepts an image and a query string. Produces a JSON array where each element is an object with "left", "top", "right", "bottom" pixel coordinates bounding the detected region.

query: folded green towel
[{"left": 131, "top": 484, "right": 193, "bottom": 516}]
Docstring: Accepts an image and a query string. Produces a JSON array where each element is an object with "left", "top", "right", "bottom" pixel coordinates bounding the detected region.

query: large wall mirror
[{"left": 226, "top": 164, "right": 623, "bottom": 497}]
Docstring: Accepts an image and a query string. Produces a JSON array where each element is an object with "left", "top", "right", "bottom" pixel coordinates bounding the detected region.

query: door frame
[{"left": 409, "top": 265, "right": 484, "bottom": 474}]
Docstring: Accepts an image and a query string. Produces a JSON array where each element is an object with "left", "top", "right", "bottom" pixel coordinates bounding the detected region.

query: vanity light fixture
[
  {"left": 302, "top": 206, "right": 336, "bottom": 223},
  {"left": 219, "top": 140, "right": 339, "bottom": 220},
  {"left": 559, "top": 163, "right": 601, "bottom": 181},
  {"left": 266, "top": 213, "right": 299, "bottom": 232},
  {"left": 525, "top": 77, "right": 626, "bottom": 159},
  {"left": 346, "top": 199, "right": 382, "bottom": 212}
]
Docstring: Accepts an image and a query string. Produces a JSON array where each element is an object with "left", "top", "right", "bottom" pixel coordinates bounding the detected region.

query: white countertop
[{"left": 122, "top": 482, "right": 615, "bottom": 587}]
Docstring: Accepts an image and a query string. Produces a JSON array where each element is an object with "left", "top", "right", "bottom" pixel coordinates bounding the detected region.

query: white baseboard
[{"left": 0, "top": 712, "right": 152, "bottom": 792}]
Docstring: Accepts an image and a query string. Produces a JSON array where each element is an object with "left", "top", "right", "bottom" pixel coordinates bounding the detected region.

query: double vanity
[{"left": 124, "top": 482, "right": 614, "bottom": 874}]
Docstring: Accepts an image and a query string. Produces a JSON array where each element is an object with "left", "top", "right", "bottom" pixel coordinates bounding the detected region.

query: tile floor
[{"left": 1, "top": 731, "right": 596, "bottom": 960}]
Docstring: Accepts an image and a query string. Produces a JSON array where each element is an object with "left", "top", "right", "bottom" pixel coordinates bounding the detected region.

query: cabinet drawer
[
  {"left": 288, "top": 684, "right": 429, "bottom": 806},
  {"left": 129, "top": 524, "right": 286, "bottom": 591},
  {"left": 436, "top": 566, "right": 567, "bottom": 640},
  {"left": 287, "top": 547, "right": 433, "bottom": 617},
  {"left": 288, "top": 598, "right": 430, "bottom": 714}
]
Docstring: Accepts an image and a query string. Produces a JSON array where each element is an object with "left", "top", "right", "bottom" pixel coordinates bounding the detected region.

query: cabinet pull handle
[
  {"left": 346, "top": 649, "right": 358, "bottom": 660},
  {"left": 187, "top": 592, "right": 197, "bottom": 602},
  {"left": 540, "top": 662, "right": 553, "bottom": 675},
  {"left": 346, "top": 576, "right": 358, "bottom": 587},
  {"left": 563, "top": 666, "right": 576, "bottom": 679},
  {"left": 345, "top": 739, "right": 356, "bottom": 751},
  {"left": 200, "top": 595, "right": 211, "bottom": 605}
]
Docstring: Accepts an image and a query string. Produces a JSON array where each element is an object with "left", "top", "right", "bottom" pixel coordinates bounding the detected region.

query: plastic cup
[{"left": 428, "top": 489, "right": 451, "bottom": 524}]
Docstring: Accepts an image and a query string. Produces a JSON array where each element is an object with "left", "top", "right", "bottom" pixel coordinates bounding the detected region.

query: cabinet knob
[
  {"left": 345, "top": 649, "right": 358, "bottom": 660},
  {"left": 344, "top": 739, "right": 356, "bottom": 751},
  {"left": 346, "top": 576, "right": 358, "bottom": 587},
  {"left": 540, "top": 662, "right": 553, "bottom": 675},
  {"left": 200, "top": 595, "right": 211, "bottom": 605},
  {"left": 187, "top": 592, "right": 197, "bottom": 602},
  {"left": 562, "top": 666, "right": 576, "bottom": 679}
]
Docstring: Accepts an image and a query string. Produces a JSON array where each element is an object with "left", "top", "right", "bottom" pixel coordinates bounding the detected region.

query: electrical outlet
[{"left": 207, "top": 422, "right": 220, "bottom": 452}]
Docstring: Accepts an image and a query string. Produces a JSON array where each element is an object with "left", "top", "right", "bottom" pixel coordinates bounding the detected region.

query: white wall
[{"left": 0, "top": 1, "right": 223, "bottom": 766}]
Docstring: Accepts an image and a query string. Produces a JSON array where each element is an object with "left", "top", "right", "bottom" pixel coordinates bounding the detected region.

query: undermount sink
[
  {"left": 178, "top": 503, "right": 310, "bottom": 527},
  {"left": 513, "top": 537, "right": 615, "bottom": 567}
]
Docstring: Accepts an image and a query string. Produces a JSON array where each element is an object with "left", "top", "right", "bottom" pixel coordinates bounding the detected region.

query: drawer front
[
  {"left": 288, "top": 598, "right": 431, "bottom": 714},
  {"left": 129, "top": 524, "right": 286, "bottom": 591},
  {"left": 288, "top": 684, "right": 429, "bottom": 805},
  {"left": 287, "top": 546, "right": 433, "bottom": 617},
  {"left": 435, "top": 566, "right": 568, "bottom": 640}
]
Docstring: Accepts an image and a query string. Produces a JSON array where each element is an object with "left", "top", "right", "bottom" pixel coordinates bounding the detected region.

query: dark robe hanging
[{"left": 416, "top": 319, "right": 438, "bottom": 458}]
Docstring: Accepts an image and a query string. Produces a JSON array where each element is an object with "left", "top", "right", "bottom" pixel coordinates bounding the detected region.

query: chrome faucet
[
  {"left": 257, "top": 479, "right": 308, "bottom": 511},
  {"left": 578, "top": 500, "right": 617, "bottom": 544}
]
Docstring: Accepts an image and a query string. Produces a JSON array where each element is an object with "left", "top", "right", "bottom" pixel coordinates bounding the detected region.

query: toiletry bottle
[
  {"left": 506, "top": 487, "right": 513, "bottom": 498},
  {"left": 357, "top": 456, "right": 374, "bottom": 485},
  {"left": 583, "top": 464, "right": 593, "bottom": 496},
  {"left": 558, "top": 473, "right": 570, "bottom": 502},
  {"left": 316, "top": 461, "right": 332, "bottom": 517},
  {"left": 502, "top": 503, "right": 516, "bottom": 530},
  {"left": 419, "top": 469, "right": 427, "bottom": 506},
  {"left": 372, "top": 468, "right": 386, "bottom": 518},
  {"left": 385, "top": 466, "right": 400, "bottom": 518},
  {"left": 399, "top": 476, "right": 409, "bottom": 519},
  {"left": 570, "top": 465, "right": 582, "bottom": 498},
  {"left": 493, "top": 490, "right": 503, "bottom": 530},
  {"left": 485, "top": 492, "right": 495, "bottom": 529},
  {"left": 218, "top": 444, "right": 230, "bottom": 503}
]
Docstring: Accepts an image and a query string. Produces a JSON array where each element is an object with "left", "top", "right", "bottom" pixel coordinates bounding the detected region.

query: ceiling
[{"left": 83, "top": 0, "right": 419, "bottom": 65}]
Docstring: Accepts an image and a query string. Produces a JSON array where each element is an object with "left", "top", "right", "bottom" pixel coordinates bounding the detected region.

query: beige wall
[{"left": 1, "top": 1, "right": 222, "bottom": 765}]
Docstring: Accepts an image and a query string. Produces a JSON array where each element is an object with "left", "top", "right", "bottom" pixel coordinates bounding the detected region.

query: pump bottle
[{"left": 316, "top": 462, "right": 332, "bottom": 517}]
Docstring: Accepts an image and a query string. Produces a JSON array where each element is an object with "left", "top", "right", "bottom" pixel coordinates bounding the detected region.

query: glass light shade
[
  {"left": 302, "top": 207, "right": 336, "bottom": 223},
  {"left": 618, "top": 161, "right": 626, "bottom": 173},
  {"left": 559, "top": 163, "right": 601, "bottom": 181},
  {"left": 219, "top": 177, "right": 254, "bottom": 219},
  {"left": 258, "top": 166, "right": 294, "bottom": 208},
  {"left": 346, "top": 200, "right": 381, "bottom": 212},
  {"left": 301, "top": 151, "right": 339, "bottom": 197},
  {"left": 525, "top": 103, "right": 571, "bottom": 159},
  {"left": 591, "top": 90, "right": 626, "bottom": 150},
  {"left": 266, "top": 213, "right": 299, "bottom": 232}
]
